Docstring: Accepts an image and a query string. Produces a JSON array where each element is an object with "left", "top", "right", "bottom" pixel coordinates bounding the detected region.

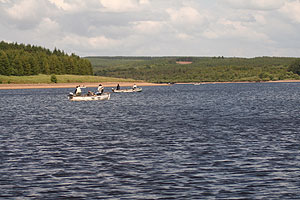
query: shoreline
[
  {"left": 1, "top": 80, "right": 300, "bottom": 90},
  {"left": 177, "top": 80, "right": 300, "bottom": 85},
  {"left": 0, "top": 82, "right": 168, "bottom": 90}
]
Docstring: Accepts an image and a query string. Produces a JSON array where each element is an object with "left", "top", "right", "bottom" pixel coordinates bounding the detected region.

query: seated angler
[
  {"left": 97, "top": 84, "right": 104, "bottom": 95},
  {"left": 74, "top": 86, "right": 81, "bottom": 96}
]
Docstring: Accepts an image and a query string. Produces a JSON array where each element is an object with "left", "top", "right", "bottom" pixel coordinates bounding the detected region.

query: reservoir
[{"left": 0, "top": 83, "right": 299, "bottom": 199}]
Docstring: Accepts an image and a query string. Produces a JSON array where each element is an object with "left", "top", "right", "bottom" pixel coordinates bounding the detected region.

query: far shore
[
  {"left": 1, "top": 80, "right": 300, "bottom": 90},
  {"left": 177, "top": 80, "right": 300, "bottom": 85},
  {"left": 0, "top": 82, "right": 168, "bottom": 90}
]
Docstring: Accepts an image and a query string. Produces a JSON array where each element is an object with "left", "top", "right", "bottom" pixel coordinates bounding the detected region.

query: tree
[
  {"left": 51, "top": 74, "right": 57, "bottom": 83},
  {"left": 29, "top": 56, "right": 39, "bottom": 75},
  {"left": 11, "top": 55, "right": 24, "bottom": 76},
  {"left": 0, "top": 41, "right": 93, "bottom": 76},
  {"left": 44, "top": 62, "right": 50, "bottom": 75},
  {"left": 22, "top": 53, "right": 32, "bottom": 75},
  {"left": 24, "top": 63, "right": 32, "bottom": 75},
  {"left": 0, "top": 50, "right": 10, "bottom": 75},
  {"left": 288, "top": 59, "right": 300, "bottom": 75}
]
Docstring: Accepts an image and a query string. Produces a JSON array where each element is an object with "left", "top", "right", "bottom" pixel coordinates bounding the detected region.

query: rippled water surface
[{"left": 1, "top": 83, "right": 300, "bottom": 199}]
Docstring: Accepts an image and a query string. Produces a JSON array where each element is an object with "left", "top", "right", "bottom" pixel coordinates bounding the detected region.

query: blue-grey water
[{"left": 0, "top": 83, "right": 300, "bottom": 199}]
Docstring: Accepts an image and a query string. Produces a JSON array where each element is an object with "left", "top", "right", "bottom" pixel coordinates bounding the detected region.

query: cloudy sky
[{"left": 1, "top": 0, "right": 300, "bottom": 57}]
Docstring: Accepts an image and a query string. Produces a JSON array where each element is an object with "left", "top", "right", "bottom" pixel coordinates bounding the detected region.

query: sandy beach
[
  {"left": 0, "top": 82, "right": 169, "bottom": 90},
  {"left": 1, "top": 80, "right": 300, "bottom": 90}
]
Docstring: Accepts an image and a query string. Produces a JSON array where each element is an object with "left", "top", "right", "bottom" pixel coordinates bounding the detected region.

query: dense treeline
[
  {"left": 0, "top": 41, "right": 93, "bottom": 76},
  {"left": 87, "top": 56, "right": 300, "bottom": 83}
]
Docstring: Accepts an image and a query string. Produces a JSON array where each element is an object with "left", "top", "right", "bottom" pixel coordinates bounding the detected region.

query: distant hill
[
  {"left": 86, "top": 56, "right": 299, "bottom": 83},
  {"left": 0, "top": 41, "right": 93, "bottom": 76}
]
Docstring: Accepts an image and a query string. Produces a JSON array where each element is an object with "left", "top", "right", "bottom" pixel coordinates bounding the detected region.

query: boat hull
[
  {"left": 68, "top": 93, "right": 110, "bottom": 101},
  {"left": 112, "top": 88, "right": 142, "bottom": 93}
]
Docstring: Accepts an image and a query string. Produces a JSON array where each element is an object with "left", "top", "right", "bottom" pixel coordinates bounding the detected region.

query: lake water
[{"left": 0, "top": 83, "right": 300, "bottom": 199}]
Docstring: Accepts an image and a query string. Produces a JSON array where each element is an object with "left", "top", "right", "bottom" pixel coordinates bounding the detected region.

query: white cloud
[
  {"left": 165, "top": 6, "right": 209, "bottom": 41},
  {"left": 48, "top": 0, "right": 86, "bottom": 12},
  {"left": 203, "top": 18, "right": 272, "bottom": 43},
  {"left": 139, "top": 0, "right": 149, "bottom": 5},
  {"left": 176, "top": 33, "right": 192, "bottom": 40},
  {"left": 280, "top": 1, "right": 300, "bottom": 23},
  {"left": 89, "top": 35, "right": 120, "bottom": 48},
  {"left": 224, "top": 0, "right": 285, "bottom": 10},
  {"left": 36, "top": 17, "right": 60, "bottom": 35},
  {"left": 5, "top": 0, "right": 40, "bottom": 20},
  {"left": 99, "top": 0, "right": 141, "bottom": 12},
  {"left": 132, "top": 20, "right": 164, "bottom": 34},
  {"left": 59, "top": 34, "right": 121, "bottom": 50},
  {"left": 167, "top": 7, "right": 205, "bottom": 25},
  {"left": 202, "top": 29, "right": 219, "bottom": 39},
  {"left": 2, "top": 0, "right": 52, "bottom": 30},
  {"left": 254, "top": 14, "right": 267, "bottom": 25}
]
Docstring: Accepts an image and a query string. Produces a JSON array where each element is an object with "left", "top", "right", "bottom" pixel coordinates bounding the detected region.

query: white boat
[
  {"left": 112, "top": 88, "right": 142, "bottom": 93},
  {"left": 68, "top": 92, "right": 110, "bottom": 101}
]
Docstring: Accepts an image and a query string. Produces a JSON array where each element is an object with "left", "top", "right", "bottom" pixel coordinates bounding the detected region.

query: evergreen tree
[
  {"left": 51, "top": 74, "right": 57, "bottom": 83},
  {"left": 44, "top": 62, "right": 50, "bottom": 75},
  {"left": 12, "top": 55, "right": 24, "bottom": 76},
  {"left": 0, "top": 41, "right": 93, "bottom": 76},
  {"left": 29, "top": 56, "right": 39, "bottom": 75},
  {"left": 24, "top": 63, "right": 32, "bottom": 75},
  {"left": 49, "top": 55, "right": 59, "bottom": 74},
  {"left": 0, "top": 50, "right": 10, "bottom": 75}
]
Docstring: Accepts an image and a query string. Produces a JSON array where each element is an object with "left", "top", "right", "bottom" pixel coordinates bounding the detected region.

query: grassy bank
[{"left": 0, "top": 74, "right": 140, "bottom": 84}]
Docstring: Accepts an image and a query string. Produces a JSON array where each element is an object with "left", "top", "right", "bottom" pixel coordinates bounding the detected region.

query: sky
[{"left": 1, "top": 0, "right": 300, "bottom": 57}]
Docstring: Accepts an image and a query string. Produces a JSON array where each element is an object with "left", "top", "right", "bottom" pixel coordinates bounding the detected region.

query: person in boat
[
  {"left": 132, "top": 84, "right": 137, "bottom": 90},
  {"left": 116, "top": 84, "right": 120, "bottom": 90},
  {"left": 74, "top": 85, "right": 81, "bottom": 96},
  {"left": 97, "top": 84, "right": 104, "bottom": 95}
]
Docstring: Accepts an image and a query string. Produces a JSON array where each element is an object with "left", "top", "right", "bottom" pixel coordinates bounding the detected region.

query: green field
[
  {"left": 87, "top": 56, "right": 300, "bottom": 83},
  {"left": 0, "top": 74, "right": 139, "bottom": 84}
]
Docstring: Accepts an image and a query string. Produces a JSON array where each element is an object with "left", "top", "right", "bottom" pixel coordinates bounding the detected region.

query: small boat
[
  {"left": 68, "top": 92, "right": 110, "bottom": 101},
  {"left": 194, "top": 83, "right": 202, "bottom": 85},
  {"left": 112, "top": 88, "right": 142, "bottom": 93}
]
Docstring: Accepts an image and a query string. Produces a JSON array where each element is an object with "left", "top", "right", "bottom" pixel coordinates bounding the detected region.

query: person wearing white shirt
[
  {"left": 97, "top": 84, "right": 104, "bottom": 95},
  {"left": 74, "top": 86, "right": 81, "bottom": 96}
]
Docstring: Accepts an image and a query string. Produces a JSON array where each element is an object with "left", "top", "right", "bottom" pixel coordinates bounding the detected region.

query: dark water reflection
[{"left": 0, "top": 83, "right": 300, "bottom": 199}]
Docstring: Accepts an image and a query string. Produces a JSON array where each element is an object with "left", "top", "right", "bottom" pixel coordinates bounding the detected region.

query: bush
[
  {"left": 51, "top": 74, "right": 57, "bottom": 83},
  {"left": 288, "top": 59, "right": 300, "bottom": 75}
]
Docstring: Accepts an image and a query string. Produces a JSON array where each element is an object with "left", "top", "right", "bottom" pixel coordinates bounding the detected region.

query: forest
[
  {"left": 0, "top": 41, "right": 93, "bottom": 76},
  {"left": 1, "top": 40, "right": 300, "bottom": 83},
  {"left": 88, "top": 56, "right": 300, "bottom": 83}
]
